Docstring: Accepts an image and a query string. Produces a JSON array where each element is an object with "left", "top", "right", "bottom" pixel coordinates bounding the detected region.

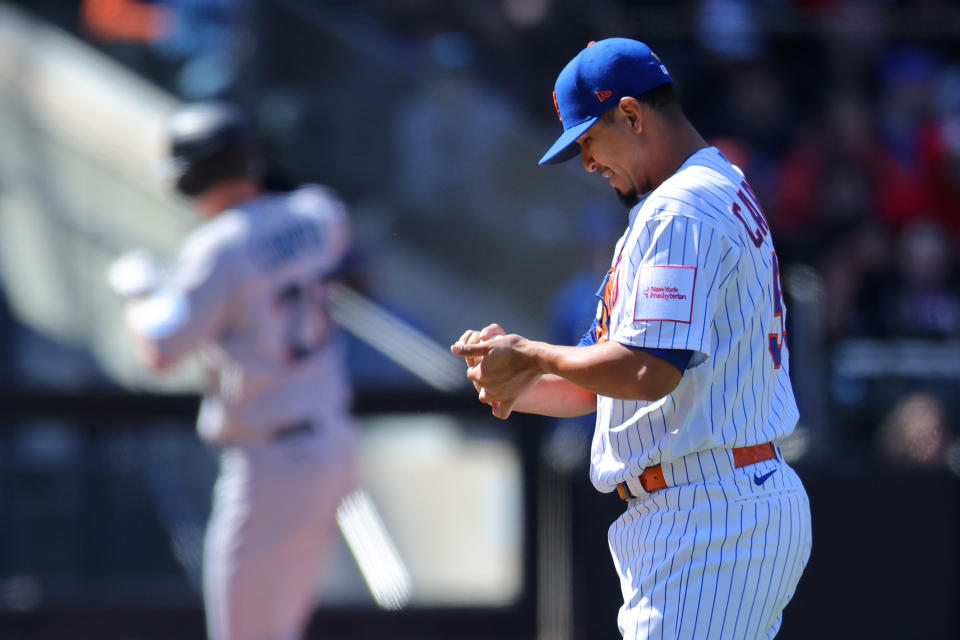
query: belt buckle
[
  {"left": 624, "top": 474, "right": 650, "bottom": 498},
  {"left": 616, "top": 475, "right": 649, "bottom": 502}
]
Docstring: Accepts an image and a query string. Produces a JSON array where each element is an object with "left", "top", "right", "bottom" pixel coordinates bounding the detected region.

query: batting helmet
[{"left": 164, "top": 102, "right": 259, "bottom": 197}]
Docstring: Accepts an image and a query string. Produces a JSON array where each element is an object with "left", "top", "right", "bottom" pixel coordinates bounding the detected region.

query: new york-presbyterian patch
[{"left": 633, "top": 265, "right": 696, "bottom": 323}]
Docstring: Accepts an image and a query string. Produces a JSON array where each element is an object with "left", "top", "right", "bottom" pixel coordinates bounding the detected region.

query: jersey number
[
  {"left": 273, "top": 275, "right": 330, "bottom": 363},
  {"left": 768, "top": 251, "right": 786, "bottom": 369}
]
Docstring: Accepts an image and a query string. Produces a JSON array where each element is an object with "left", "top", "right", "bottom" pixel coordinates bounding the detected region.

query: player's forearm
[
  {"left": 512, "top": 374, "right": 596, "bottom": 417},
  {"left": 524, "top": 340, "right": 680, "bottom": 402}
]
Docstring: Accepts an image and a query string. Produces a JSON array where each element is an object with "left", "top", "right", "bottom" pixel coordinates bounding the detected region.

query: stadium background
[{"left": 0, "top": 1, "right": 958, "bottom": 638}]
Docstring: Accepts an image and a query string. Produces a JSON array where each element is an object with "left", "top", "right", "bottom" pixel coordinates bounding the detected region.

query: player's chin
[{"left": 613, "top": 186, "right": 640, "bottom": 208}]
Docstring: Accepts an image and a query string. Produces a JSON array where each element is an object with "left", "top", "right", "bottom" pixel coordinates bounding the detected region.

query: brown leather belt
[{"left": 616, "top": 442, "right": 777, "bottom": 500}]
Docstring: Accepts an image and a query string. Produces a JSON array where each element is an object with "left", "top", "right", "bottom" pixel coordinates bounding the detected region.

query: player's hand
[
  {"left": 452, "top": 324, "right": 508, "bottom": 410},
  {"left": 452, "top": 324, "right": 506, "bottom": 368},
  {"left": 451, "top": 333, "right": 542, "bottom": 419},
  {"left": 106, "top": 249, "right": 163, "bottom": 299}
]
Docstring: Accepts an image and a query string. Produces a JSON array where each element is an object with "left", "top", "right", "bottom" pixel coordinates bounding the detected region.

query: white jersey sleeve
[
  {"left": 612, "top": 208, "right": 743, "bottom": 368},
  {"left": 130, "top": 216, "right": 244, "bottom": 363}
]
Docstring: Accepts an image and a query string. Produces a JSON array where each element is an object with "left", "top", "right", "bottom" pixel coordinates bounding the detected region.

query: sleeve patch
[{"left": 633, "top": 265, "right": 696, "bottom": 324}]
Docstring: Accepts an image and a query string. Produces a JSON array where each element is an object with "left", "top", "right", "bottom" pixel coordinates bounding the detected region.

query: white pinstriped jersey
[
  {"left": 590, "top": 147, "right": 799, "bottom": 493},
  {"left": 133, "top": 185, "right": 353, "bottom": 445}
]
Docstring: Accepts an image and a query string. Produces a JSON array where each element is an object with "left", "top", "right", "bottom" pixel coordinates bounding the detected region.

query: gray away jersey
[
  {"left": 132, "top": 186, "right": 353, "bottom": 444},
  {"left": 590, "top": 147, "right": 800, "bottom": 493}
]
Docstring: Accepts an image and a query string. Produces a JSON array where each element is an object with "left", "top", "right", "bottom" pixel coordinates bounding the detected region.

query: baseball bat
[
  {"left": 335, "top": 488, "right": 413, "bottom": 610},
  {"left": 325, "top": 282, "right": 466, "bottom": 392}
]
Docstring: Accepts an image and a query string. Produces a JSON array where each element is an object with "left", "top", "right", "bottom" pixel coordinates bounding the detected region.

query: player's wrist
[{"left": 520, "top": 339, "right": 555, "bottom": 376}]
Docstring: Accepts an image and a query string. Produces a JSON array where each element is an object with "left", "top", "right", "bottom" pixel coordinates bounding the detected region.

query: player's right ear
[{"left": 618, "top": 97, "right": 644, "bottom": 134}]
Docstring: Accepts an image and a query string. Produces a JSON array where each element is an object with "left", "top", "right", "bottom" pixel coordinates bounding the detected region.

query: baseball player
[
  {"left": 452, "top": 39, "right": 812, "bottom": 639},
  {"left": 111, "top": 102, "right": 357, "bottom": 640}
]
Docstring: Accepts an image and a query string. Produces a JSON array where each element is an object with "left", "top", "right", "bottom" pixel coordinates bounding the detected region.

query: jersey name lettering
[
  {"left": 251, "top": 221, "right": 325, "bottom": 272},
  {"left": 730, "top": 180, "right": 770, "bottom": 248}
]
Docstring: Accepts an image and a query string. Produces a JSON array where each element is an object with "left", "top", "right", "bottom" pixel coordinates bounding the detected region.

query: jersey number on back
[
  {"left": 273, "top": 274, "right": 330, "bottom": 363},
  {"left": 768, "top": 251, "right": 786, "bottom": 369}
]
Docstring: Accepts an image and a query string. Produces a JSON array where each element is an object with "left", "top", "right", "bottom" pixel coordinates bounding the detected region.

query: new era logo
[{"left": 595, "top": 90, "right": 612, "bottom": 103}]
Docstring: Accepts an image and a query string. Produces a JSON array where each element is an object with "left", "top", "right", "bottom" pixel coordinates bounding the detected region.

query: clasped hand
[{"left": 450, "top": 323, "right": 541, "bottom": 419}]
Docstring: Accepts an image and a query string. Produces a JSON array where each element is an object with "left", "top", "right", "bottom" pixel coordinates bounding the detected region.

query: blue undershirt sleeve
[
  {"left": 626, "top": 346, "right": 694, "bottom": 372},
  {"left": 577, "top": 318, "right": 599, "bottom": 347}
]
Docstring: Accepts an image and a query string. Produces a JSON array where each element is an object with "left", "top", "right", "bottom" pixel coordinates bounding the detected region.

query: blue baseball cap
[{"left": 539, "top": 38, "right": 673, "bottom": 166}]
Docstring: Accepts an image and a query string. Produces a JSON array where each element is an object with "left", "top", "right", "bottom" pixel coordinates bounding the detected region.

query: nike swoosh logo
[{"left": 753, "top": 469, "right": 777, "bottom": 486}]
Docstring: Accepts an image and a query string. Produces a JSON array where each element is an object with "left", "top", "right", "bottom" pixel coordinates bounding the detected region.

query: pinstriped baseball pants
[{"left": 608, "top": 452, "right": 812, "bottom": 639}]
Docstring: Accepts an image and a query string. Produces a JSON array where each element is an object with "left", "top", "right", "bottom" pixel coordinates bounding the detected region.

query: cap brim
[{"left": 538, "top": 117, "right": 597, "bottom": 165}]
